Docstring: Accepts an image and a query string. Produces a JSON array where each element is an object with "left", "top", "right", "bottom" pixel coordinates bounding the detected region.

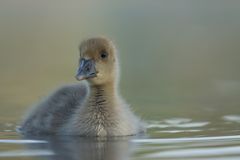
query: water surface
[{"left": 0, "top": 115, "right": 240, "bottom": 160}]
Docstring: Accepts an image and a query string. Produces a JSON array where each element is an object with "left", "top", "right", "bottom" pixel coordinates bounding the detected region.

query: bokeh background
[{"left": 0, "top": 0, "right": 240, "bottom": 125}]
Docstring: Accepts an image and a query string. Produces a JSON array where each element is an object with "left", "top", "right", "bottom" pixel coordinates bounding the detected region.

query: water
[
  {"left": 1, "top": 0, "right": 240, "bottom": 159},
  {"left": 0, "top": 116, "right": 240, "bottom": 160}
]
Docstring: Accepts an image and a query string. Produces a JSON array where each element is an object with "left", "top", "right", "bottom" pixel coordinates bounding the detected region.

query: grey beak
[{"left": 75, "top": 59, "right": 97, "bottom": 81}]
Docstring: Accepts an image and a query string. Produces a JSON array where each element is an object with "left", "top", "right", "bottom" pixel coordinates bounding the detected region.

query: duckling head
[{"left": 75, "top": 37, "right": 119, "bottom": 86}]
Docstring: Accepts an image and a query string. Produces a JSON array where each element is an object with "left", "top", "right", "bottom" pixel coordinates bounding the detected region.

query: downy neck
[{"left": 87, "top": 82, "right": 118, "bottom": 109}]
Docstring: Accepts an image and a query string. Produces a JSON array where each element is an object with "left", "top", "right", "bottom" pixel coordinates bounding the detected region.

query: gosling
[{"left": 19, "top": 37, "right": 145, "bottom": 136}]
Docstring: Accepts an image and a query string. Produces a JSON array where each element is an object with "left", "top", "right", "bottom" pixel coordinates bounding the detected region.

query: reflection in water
[
  {"left": 21, "top": 136, "right": 133, "bottom": 160},
  {"left": 0, "top": 119, "right": 239, "bottom": 160}
]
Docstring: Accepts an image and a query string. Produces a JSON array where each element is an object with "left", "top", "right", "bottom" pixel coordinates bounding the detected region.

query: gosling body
[{"left": 19, "top": 37, "right": 144, "bottom": 136}]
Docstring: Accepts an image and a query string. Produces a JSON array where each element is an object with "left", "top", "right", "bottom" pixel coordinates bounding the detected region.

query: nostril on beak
[{"left": 85, "top": 67, "right": 90, "bottom": 72}]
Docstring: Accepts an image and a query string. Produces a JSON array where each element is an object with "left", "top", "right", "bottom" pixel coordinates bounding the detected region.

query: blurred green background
[{"left": 0, "top": 0, "right": 240, "bottom": 123}]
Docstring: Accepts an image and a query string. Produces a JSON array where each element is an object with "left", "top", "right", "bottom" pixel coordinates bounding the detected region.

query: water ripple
[
  {"left": 156, "top": 129, "right": 202, "bottom": 133},
  {"left": 0, "top": 149, "right": 54, "bottom": 157},
  {"left": 147, "top": 118, "right": 209, "bottom": 129},
  {"left": 223, "top": 115, "right": 240, "bottom": 123},
  {"left": 132, "top": 135, "right": 240, "bottom": 144},
  {"left": 144, "top": 146, "right": 240, "bottom": 158},
  {"left": 0, "top": 139, "right": 48, "bottom": 144}
]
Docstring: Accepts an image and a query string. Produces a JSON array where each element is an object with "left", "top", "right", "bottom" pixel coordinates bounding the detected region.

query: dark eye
[{"left": 100, "top": 51, "right": 108, "bottom": 59}]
